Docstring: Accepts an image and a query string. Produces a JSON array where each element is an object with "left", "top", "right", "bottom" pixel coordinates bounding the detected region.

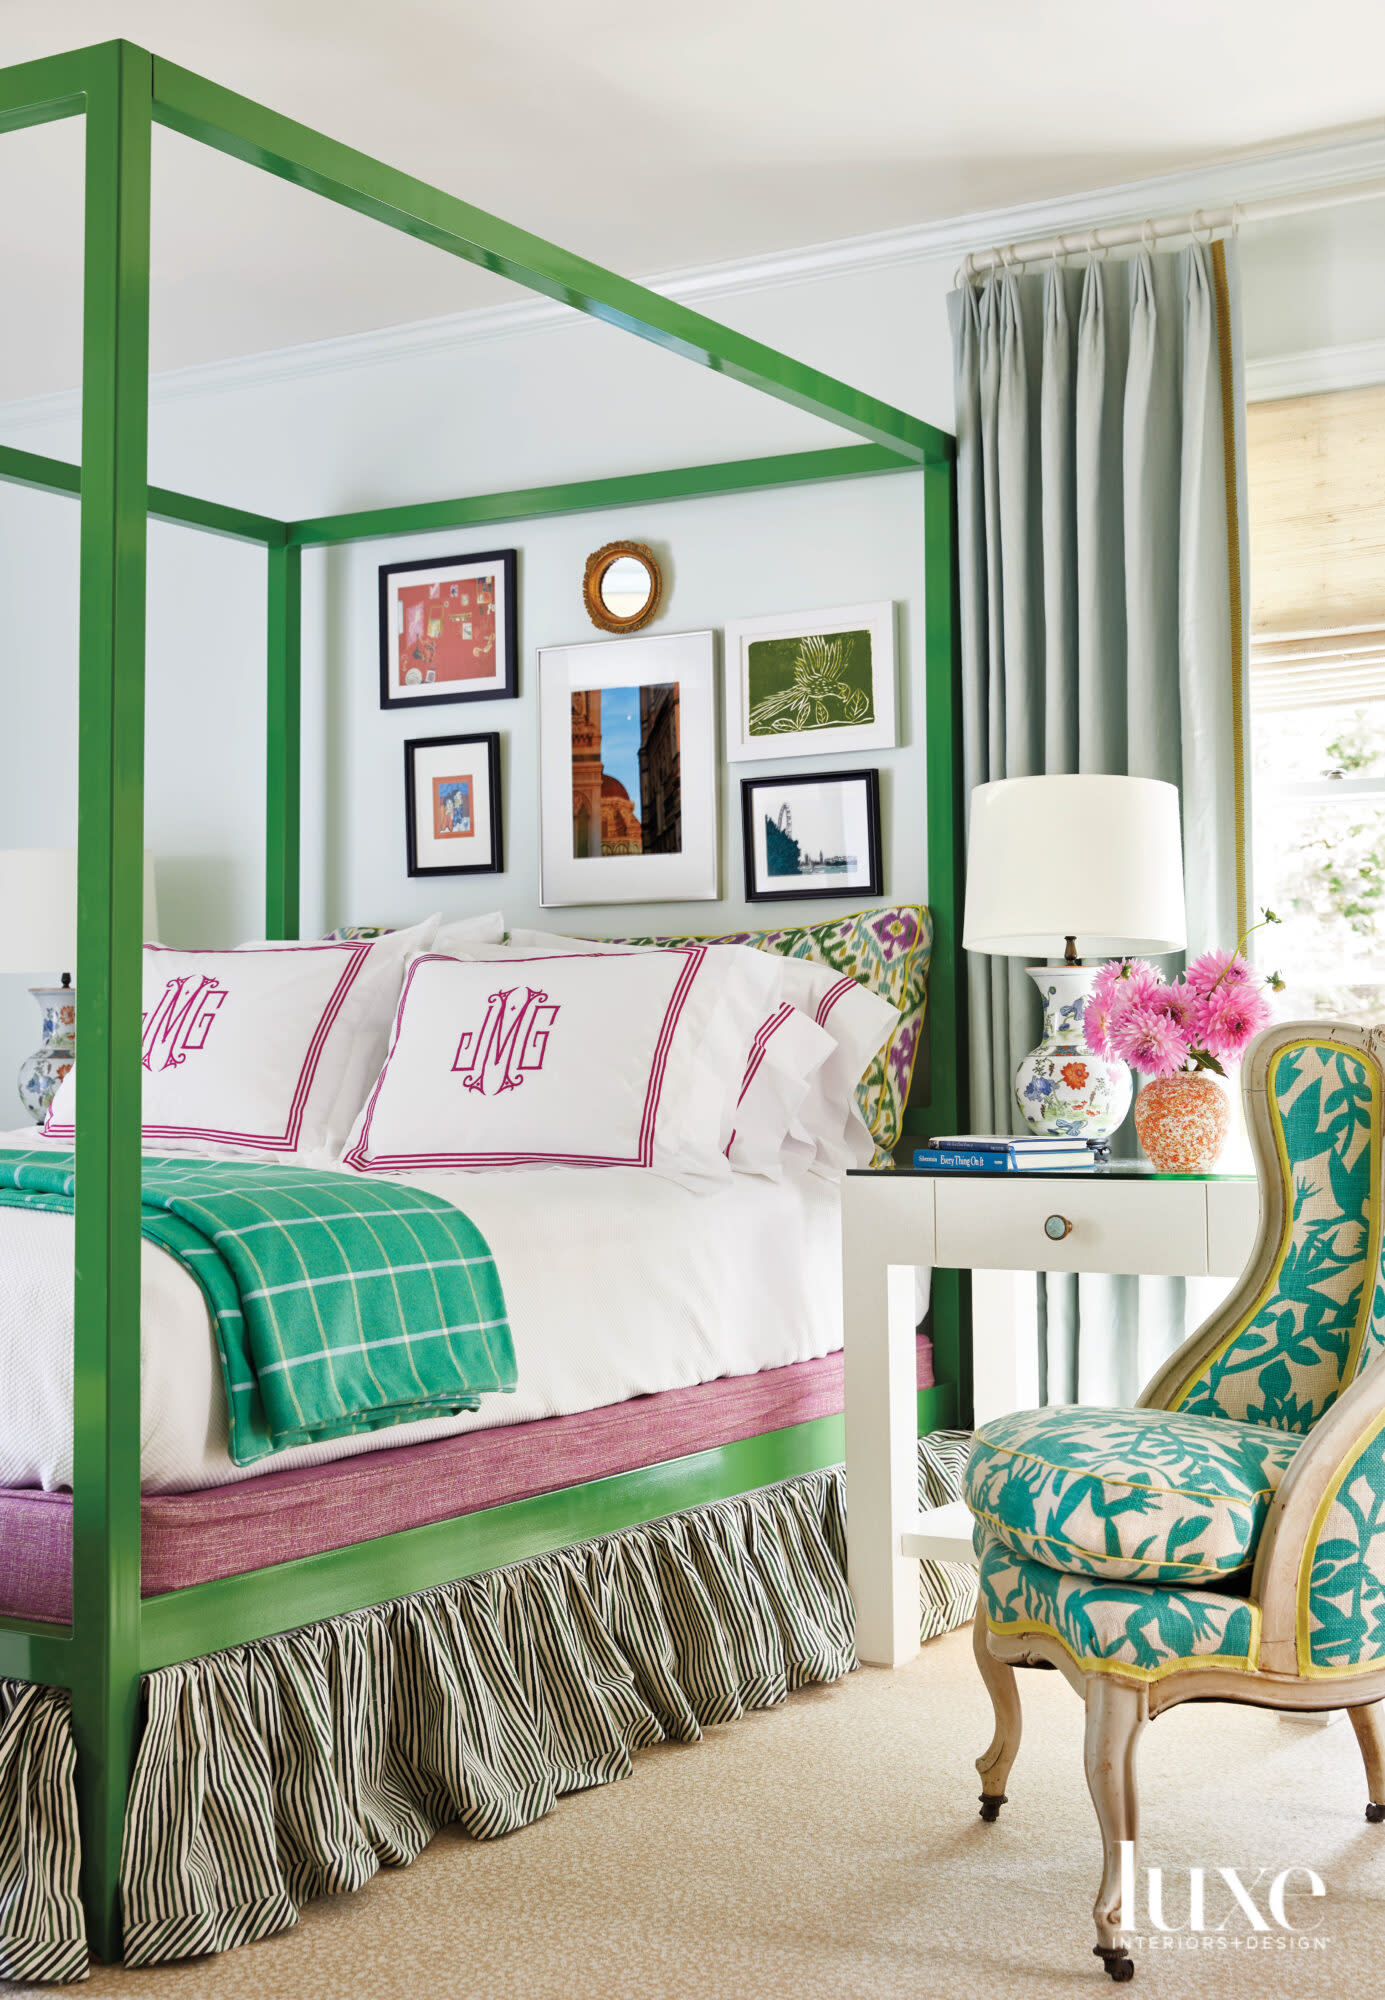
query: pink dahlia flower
[
  {"left": 1149, "top": 976, "right": 1198, "bottom": 1030},
  {"left": 1084, "top": 996, "right": 1114, "bottom": 1058},
  {"left": 1186, "top": 948, "right": 1255, "bottom": 996},
  {"left": 1088, "top": 959, "right": 1130, "bottom": 1013},
  {"left": 1109, "top": 1002, "right": 1192, "bottom": 1079},
  {"left": 1198, "top": 980, "right": 1273, "bottom": 1060}
]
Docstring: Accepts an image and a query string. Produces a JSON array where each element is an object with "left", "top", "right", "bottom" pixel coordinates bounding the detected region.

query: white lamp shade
[
  {"left": 0, "top": 848, "right": 160, "bottom": 976},
  {"left": 963, "top": 775, "right": 1187, "bottom": 959}
]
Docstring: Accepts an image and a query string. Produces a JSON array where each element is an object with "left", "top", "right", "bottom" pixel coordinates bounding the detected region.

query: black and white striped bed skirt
[{"left": 1, "top": 1434, "right": 975, "bottom": 1982}]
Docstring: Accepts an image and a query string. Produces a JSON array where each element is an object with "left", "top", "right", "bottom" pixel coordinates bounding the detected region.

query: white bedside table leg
[
  {"left": 971, "top": 1270, "right": 1040, "bottom": 1428},
  {"left": 843, "top": 1177, "right": 924, "bottom": 1667}
]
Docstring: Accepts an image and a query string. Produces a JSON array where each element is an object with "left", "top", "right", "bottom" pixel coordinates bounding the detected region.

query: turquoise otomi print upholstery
[
  {"left": 966, "top": 1406, "right": 1303, "bottom": 1585},
  {"left": 969, "top": 1031, "right": 1385, "bottom": 1688},
  {"left": 1173, "top": 1042, "right": 1381, "bottom": 1433},
  {"left": 976, "top": 1536, "right": 1260, "bottom": 1681},
  {"left": 1305, "top": 1416, "right": 1385, "bottom": 1670}
]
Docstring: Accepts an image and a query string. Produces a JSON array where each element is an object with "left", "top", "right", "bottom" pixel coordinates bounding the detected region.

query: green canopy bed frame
[{"left": 0, "top": 39, "right": 966, "bottom": 1973}]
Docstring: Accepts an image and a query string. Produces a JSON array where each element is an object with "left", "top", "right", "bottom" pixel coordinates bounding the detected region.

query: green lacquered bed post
[
  {"left": 919, "top": 452, "right": 972, "bottom": 1427},
  {"left": 68, "top": 41, "right": 153, "bottom": 1965},
  {"left": 265, "top": 541, "right": 302, "bottom": 938}
]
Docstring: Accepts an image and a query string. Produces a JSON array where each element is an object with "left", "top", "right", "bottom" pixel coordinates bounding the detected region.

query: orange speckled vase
[{"left": 1133, "top": 1072, "right": 1232, "bottom": 1173}]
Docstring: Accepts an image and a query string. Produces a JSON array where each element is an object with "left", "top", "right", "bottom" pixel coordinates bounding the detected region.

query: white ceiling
[{"left": 2, "top": 0, "right": 1384, "bottom": 397}]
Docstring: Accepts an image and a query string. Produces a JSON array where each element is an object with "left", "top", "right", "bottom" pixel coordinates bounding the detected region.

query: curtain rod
[{"left": 959, "top": 174, "right": 1385, "bottom": 283}]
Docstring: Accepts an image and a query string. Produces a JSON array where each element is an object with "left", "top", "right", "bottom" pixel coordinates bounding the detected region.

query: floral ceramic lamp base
[
  {"left": 17, "top": 985, "right": 75, "bottom": 1125},
  {"left": 1015, "top": 965, "right": 1132, "bottom": 1142}
]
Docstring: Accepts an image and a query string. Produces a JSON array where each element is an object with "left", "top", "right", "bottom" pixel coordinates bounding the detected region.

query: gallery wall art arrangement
[{"left": 378, "top": 541, "right": 897, "bottom": 909}]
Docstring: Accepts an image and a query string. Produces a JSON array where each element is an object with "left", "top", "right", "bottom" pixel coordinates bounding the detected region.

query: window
[{"left": 1248, "top": 384, "right": 1385, "bottom": 1023}]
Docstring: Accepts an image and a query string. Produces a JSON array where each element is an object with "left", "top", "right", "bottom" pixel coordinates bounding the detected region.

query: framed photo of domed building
[
  {"left": 740, "top": 768, "right": 882, "bottom": 903},
  {"left": 537, "top": 631, "right": 717, "bottom": 907}
]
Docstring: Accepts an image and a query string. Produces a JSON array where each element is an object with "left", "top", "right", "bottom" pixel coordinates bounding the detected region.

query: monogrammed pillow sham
[
  {"left": 342, "top": 944, "right": 779, "bottom": 1186},
  {"left": 46, "top": 916, "right": 439, "bottom": 1160}
]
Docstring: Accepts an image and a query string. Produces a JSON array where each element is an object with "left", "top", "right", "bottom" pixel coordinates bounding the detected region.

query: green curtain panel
[{"left": 947, "top": 242, "right": 1251, "bottom": 1404}]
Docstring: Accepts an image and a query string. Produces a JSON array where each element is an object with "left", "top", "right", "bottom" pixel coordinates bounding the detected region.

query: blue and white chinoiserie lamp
[
  {"left": 0, "top": 848, "right": 159, "bottom": 1124},
  {"left": 962, "top": 776, "right": 1187, "bottom": 1143}
]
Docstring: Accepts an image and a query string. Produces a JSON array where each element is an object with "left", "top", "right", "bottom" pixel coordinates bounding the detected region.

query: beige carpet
[{"left": 10, "top": 1628, "right": 1384, "bottom": 1999}]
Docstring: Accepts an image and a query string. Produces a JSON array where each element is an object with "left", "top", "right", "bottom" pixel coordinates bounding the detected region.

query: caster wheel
[
  {"left": 1095, "top": 1946, "right": 1134, "bottom": 1982},
  {"left": 1366, "top": 1801, "right": 1385, "bottom": 1824},
  {"left": 977, "top": 1792, "right": 1007, "bottom": 1822}
]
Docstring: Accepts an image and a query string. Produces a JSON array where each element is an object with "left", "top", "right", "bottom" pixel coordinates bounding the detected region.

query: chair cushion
[
  {"left": 965, "top": 1405, "right": 1304, "bottom": 1585},
  {"left": 977, "top": 1534, "right": 1261, "bottom": 1681}
]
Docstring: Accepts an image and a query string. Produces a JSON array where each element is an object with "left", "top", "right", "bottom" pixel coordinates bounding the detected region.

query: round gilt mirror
[{"left": 583, "top": 541, "right": 663, "bottom": 634}]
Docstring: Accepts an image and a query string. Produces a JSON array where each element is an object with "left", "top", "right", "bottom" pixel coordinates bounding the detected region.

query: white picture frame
[
  {"left": 723, "top": 599, "right": 897, "bottom": 763},
  {"left": 537, "top": 630, "right": 718, "bottom": 907}
]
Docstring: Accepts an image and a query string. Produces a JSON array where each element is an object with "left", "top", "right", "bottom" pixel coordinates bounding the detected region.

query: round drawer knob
[{"left": 1044, "top": 1214, "right": 1073, "bottom": 1241}]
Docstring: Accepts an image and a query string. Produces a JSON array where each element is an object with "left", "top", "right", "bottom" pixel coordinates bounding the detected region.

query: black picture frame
[
  {"left": 379, "top": 548, "right": 518, "bottom": 711},
  {"left": 740, "top": 767, "right": 882, "bottom": 903},
  {"left": 404, "top": 732, "right": 504, "bottom": 878}
]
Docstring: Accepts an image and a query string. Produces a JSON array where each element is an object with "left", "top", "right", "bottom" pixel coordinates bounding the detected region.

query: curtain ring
[
  {"left": 1140, "top": 218, "right": 1156, "bottom": 255},
  {"left": 1085, "top": 229, "right": 1109, "bottom": 265},
  {"left": 1230, "top": 201, "right": 1245, "bottom": 236},
  {"left": 1190, "top": 207, "right": 1213, "bottom": 245}
]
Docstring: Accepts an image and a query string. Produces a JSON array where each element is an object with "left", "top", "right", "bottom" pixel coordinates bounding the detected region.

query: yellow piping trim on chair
[
  {"left": 983, "top": 1607, "right": 1262, "bottom": 1685},
  {"left": 1294, "top": 1400, "right": 1385, "bottom": 1677},
  {"left": 1167, "top": 1040, "right": 1383, "bottom": 1412}
]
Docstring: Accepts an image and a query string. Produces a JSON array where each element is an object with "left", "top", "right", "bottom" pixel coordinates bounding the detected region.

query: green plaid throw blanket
[{"left": 0, "top": 1150, "right": 515, "bottom": 1466}]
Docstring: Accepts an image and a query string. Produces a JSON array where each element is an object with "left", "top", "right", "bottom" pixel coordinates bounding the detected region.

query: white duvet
[{"left": 0, "top": 1131, "right": 845, "bottom": 1494}]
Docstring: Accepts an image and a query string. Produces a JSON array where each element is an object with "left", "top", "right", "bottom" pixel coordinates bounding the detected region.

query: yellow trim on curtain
[{"left": 1211, "top": 238, "right": 1249, "bottom": 938}]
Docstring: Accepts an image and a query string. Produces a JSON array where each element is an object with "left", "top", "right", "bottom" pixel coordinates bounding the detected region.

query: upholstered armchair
[{"left": 965, "top": 1022, "right": 1385, "bottom": 1981}]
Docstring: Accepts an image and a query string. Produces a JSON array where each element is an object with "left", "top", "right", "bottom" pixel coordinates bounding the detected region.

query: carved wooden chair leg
[
  {"left": 972, "top": 1602, "right": 1023, "bottom": 1821},
  {"left": 1348, "top": 1701, "right": 1385, "bottom": 1823},
  {"left": 1083, "top": 1677, "right": 1148, "bottom": 1983}
]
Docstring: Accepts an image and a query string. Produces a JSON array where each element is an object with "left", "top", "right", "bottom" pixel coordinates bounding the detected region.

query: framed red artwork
[{"left": 379, "top": 549, "right": 518, "bottom": 710}]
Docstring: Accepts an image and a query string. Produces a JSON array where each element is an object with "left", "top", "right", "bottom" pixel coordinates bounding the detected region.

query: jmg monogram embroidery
[
  {"left": 142, "top": 975, "right": 229, "bottom": 1072},
  {"left": 453, "top": 986, "right": 559, "bottom": 1094}
]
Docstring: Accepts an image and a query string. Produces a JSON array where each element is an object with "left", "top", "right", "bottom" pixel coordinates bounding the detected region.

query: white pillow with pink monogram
[
  {"left": 45, "top": 916, "right": 439, "bottom": 1160},
  {"left": 343, "top": 944, "right": 777, "bottom": 1186}
]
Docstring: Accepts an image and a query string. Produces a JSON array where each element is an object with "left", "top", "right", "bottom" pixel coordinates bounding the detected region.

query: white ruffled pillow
[{"left": 46, "top": 916, "right": 439, "bottom": 1161}]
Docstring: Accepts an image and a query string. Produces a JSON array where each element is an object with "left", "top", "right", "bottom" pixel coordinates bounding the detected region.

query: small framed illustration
[
  {"left": 537, "top": 630, "right": 717, "bottom": 907},
  {"left": 723, "top": 600, "right": 896, "bottom": 762},
  {"left": 741, "top": 767, "right": 882, "bottom": 904},
  {"left": 404, "top": 733, "right": 503, "bottom": 877},
  {"left": 379, "top": 549, "right": 517, "bottom": 710}
]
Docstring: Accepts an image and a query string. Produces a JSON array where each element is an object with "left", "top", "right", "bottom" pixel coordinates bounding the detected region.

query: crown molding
[
  {"left": 1246, "top": 337, "right": 1385, "bottom": 401},
  {"left": 2, "top": 124, "right": 1383, "bottom": 436}
]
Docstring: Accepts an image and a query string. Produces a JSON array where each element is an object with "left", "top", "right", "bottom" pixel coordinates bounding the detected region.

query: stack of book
[{"left": 914, "top": 1134, "right": 1098, "bottom": 1174}]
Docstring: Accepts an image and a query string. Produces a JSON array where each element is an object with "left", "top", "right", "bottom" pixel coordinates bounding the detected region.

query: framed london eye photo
[
  {"left": 723, "top": 600, "right": 896, "bottom": 762},
  {"left": 740, "top": 767, "right": 882, "bottom": 903}
]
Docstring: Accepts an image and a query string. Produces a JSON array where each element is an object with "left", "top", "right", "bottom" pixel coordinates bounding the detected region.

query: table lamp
[
  {"left": 0, "top": 847, "right": 159, "bottom": 1123},
  {"left": 962, "top": 775, "right": 1187, "bottom": 1141}
]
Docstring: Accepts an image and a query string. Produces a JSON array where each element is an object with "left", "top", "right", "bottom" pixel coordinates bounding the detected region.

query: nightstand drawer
[{"left": 933, "top": 1178, "right": 1210, "bottom": 1276}]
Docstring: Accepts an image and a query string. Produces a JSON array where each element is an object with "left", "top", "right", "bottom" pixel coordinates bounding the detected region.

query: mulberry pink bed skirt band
[{"left": 0, "top": 1337, "right": 934, "bottom": 1625}]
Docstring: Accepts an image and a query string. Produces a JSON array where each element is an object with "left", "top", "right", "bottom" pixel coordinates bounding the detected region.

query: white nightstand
[{"left": 841, "top": 1164, "right": 1261, "bottom": 1667}]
